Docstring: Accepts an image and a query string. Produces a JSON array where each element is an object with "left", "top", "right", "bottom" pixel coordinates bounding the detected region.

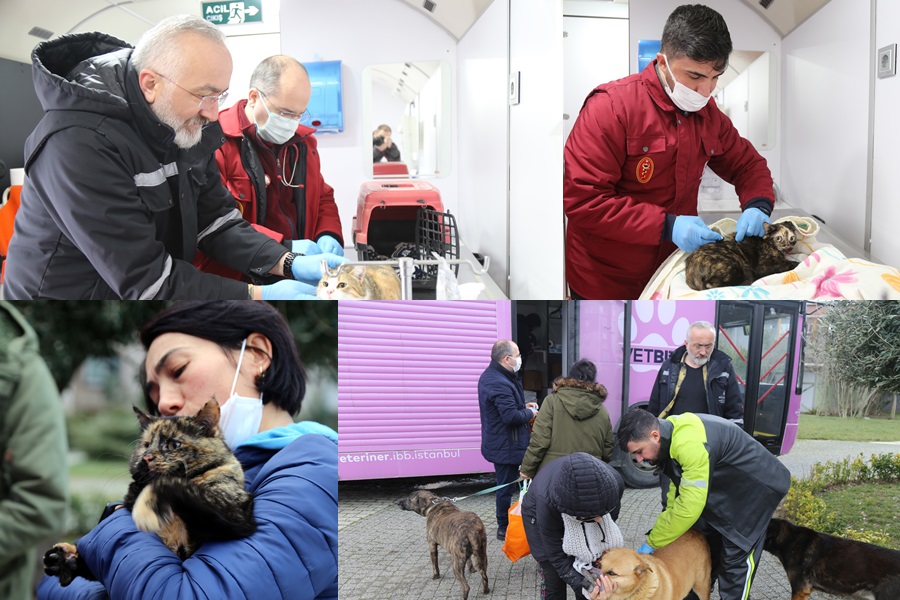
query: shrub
[
  {"left": 67, "top": 491, "right": 120, "bottom": 538},
  {"left": 66, "top": 408, "right": 140, "bottom": 462},
  {"left": 782, "top": 453, "right": 900, "bottom": 544}
]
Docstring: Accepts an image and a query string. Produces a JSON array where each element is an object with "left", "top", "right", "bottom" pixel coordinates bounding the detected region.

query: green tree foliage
[
  {"left": 17, "top": 301, "right": 337, "bottom": 391},
  {"left": 811, "top": 301, "right": 900, "bottom": 416}
]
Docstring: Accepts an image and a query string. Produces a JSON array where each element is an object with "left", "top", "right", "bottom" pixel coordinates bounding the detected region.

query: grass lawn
[
  {"left": 819, "top": 483, "right": 900, "bottom": 549},
  {"left": 798, "top": 413, "right": 900, "bottom": 442}
]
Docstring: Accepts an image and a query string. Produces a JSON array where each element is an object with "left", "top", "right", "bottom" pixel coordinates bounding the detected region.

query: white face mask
[
  {"left": 661, "top": 54, "right": 711, "bottom": 113},
  {"left": 511, "top": 355, "right": 522, "bottom": 373},
  {"left": 219, "top": 338, "right": 264, "bottom": 449},
  {"left": 255, "top": 94, "right": 298, "bottom": 145}
]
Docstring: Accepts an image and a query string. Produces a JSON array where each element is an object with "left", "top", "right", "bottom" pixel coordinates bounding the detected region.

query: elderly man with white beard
[{"left": 5, "top": 15, "right": 346, "bottom": 299}]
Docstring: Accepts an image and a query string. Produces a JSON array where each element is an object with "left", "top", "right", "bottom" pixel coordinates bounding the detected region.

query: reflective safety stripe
[
  {"left": 197, "top": 209, "right": 243, "bottom": 243},
  {"left": 680, "top": 478, "right": 707, "bottom": 488},
  {"left": 133, "top": 162, "right": 179, "bottom": 187},
  {"left": 740, "top": 549, "right": 756, "bottom": 600},
  {"left": 140, "top": 255, "right": 172, "bottom": 300}
]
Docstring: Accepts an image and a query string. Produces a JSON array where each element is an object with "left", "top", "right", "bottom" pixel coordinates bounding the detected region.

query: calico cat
[
  {"left": 316, "top": 264, "right": 402, "bottom": 300},
  {"left": 684, "top": 220, "right": 800, "bottom": 291},
  {"left": 44, "top": 399, "right": 256, "bottom": 586}
]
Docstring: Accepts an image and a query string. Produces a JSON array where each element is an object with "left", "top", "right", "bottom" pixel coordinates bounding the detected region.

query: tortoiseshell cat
[
  {"left": 316, "top": 264, "right": 402, "bottom": 299},
  {"left": 684, "top": 220, "right": 800, "bottom": 290},
  {"left": 44, "top": 399, "right": 256, "bottom": 586}
]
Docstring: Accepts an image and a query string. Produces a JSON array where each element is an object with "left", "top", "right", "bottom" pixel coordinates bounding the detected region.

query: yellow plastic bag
[{"left": 501, "top": 481, "right": 530, "bottom": 562}]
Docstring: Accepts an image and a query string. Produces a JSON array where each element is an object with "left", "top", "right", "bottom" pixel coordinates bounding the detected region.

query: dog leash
[{"left": 451, "top": 477, "right": 525, "bottom": 502}]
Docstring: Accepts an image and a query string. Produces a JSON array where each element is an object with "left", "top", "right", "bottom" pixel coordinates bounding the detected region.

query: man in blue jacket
[{"left": 477, "top": 340, "right": 538, "bottom": 541}]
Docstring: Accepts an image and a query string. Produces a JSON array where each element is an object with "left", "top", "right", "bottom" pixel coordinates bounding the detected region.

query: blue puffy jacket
[
  {"left": 37, "top": 423, "right": 338, "bottom": 600},
  {"left": 477, "top": 360, "right": 533, "bottom": 465}
]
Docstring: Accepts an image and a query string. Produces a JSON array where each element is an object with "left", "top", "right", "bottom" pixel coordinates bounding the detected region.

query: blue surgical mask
[{"left": 254, "top": 94, "right": 298, "bottom": 145}]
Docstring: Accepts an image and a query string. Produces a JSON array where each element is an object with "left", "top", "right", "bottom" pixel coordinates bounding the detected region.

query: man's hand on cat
[
  {"left": 735, "top": 207, "right": 771, "bottom": 241},
  {"left": 291, "top": 253, "right": 349, "bottom": 283},
  {"left": 316, "top": 235, "right": 344, "bottom": 256},
  {"left": 291, "top": 239, "right": 323, "bottom": 255},
  {"left": 261, "top": 279, "right": 319, "bottom": 300},
  {"left": 672, "top": 216, "right": 722, "bottom": 253}
]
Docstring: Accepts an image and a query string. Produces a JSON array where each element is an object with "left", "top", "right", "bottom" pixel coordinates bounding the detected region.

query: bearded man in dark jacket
[
  {"left": 477, "top": 339, "right": 537, "bottom": 541},
  {"left": 648, "top": 321, "right": 744, "bottom": 425},
  {"left": 5, "top": 15, "right": 346, "bottom": 299},
  {"left": 618, "top": 408, "right": 790, "bottom": 600}
]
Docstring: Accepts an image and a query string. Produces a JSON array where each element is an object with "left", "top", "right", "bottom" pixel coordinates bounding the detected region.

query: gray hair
[
  {"left": 688, "top": 321, "right": 716, "bottom": 338},
  {"left": 132, "top": 15, "right": 227, "bottom": 74},
  {"left": 249, "top": 55, "right": 308, "bottom": 96},
  {"left": 491, "top": 340, "right": 516, "bottom": 363}
]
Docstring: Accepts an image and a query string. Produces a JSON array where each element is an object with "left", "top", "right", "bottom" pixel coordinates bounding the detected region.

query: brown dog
[
  {"left": 596, "top": 529, "right": 711, "bottom": 600},
  {"left": 398, "top": 490, "right": 490, "bottom": 600},
  {"left": 765, "top": 517, "right": 900, "bottom": 600}
]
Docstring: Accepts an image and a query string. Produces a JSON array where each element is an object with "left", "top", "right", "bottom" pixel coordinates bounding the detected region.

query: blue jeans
[{"left": 493, "top": 462, "right": 520, "bottom": 530}]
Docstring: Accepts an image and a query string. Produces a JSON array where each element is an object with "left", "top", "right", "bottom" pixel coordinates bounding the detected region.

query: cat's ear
[
  {"left": 762, "top": 221, "right": 773, "bottom": 234},
  {"left": 133, "top": 405, "right": 154, "bottom": 431},
  {"left": 194, "top": 398, "right": 221, "bottom": 435},
  {"left": 351, "top": 265, "right": 368, "bottom": 281}
]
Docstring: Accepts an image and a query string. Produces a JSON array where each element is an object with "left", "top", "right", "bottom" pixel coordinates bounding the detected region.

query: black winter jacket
[
  {"left": 477, "top": 360, "right": 532, "bottom": 465},
  {"left": 4, "top": 33, "right": 286, "bottom": 299},
  {"left": 522, "top": 453, "right": 624, "bottom": 591},
  {"left": 647, "top": 346, "right": 744, "bottom": 425}
]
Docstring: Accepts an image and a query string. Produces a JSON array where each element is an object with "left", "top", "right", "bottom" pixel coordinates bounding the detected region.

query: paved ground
[{"left": 338, "top": 440, "right": 900, "bottom": 599}]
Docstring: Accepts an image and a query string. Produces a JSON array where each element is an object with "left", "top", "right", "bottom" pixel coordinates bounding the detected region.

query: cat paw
[{"left": 44, "top": 542, "right": 79, "bottom": 586}]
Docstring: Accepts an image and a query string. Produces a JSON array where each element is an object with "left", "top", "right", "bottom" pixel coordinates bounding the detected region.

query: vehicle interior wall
[
  {"left": 280, "top": 0, "right": 460, "bottom": 248},
  {"left": 871, "top": 0, "right": 900, "bottom": 267},
  {"left": 781, "top": 0, "right": 872, "bottom": 255}
]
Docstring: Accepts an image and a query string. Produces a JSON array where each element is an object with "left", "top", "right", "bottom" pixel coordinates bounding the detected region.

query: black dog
[
  {"left": 765, "top": 517, "right": 900, "bottom": 600},
  {"left": 398, "top": 490, "right": 490, "bottom": 600}
]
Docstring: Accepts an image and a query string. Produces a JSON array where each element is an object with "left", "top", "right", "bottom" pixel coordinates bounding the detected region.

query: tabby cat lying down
[
  {"left": 44, "top": 399, "right": 256, "bottom": 586},
  {"left": 685, "top": 220, "right": 800, "bottom": 291}
]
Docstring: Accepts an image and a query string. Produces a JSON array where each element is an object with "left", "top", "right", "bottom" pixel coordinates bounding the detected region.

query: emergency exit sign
[{"left": 202, "top": 0, "right": 262, "bottom": 25}]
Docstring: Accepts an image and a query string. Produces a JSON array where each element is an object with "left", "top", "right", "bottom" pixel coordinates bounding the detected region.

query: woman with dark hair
[
  {"left": 38, "top": 301, "right": 337, "bottom": 600},
  {"left": 519, "top": 358, "right": 615, "bottom": 480}
]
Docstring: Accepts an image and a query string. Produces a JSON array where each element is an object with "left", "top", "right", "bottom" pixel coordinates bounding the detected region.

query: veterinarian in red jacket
[
  {"left": 564, "top": 4, "right": 775, "bottom": 299},
  {"left": 195, "top": 55, "right": 345, "bottom": 279}
]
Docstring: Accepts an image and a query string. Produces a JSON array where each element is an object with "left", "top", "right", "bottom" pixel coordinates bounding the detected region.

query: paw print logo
[{"left": 618, "top": 301, "right": 698, "bottom": 373}]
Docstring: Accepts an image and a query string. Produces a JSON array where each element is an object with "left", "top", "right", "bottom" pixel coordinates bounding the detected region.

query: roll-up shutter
[{"left": 338, "top": 301, "right": 511, "bottom": 480}]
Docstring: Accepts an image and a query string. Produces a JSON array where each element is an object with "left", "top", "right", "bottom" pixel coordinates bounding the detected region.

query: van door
[{"left": 715, "top": 301, "right": 801, "bottom": 454}]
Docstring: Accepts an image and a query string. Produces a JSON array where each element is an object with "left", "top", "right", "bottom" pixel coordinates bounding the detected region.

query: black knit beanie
[{"left": 550, "top": 452, "right": 623, "bottom": 519}]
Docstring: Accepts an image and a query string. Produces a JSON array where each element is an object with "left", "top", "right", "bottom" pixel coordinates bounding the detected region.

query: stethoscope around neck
[{"left": 277, "top": 143, "right": 303, "bottom": 188}]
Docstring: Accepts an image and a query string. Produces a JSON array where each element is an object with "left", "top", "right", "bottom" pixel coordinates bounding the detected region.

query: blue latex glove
[
  {"left": 260, "top": 279, "right": 318, "bottom": 300},
  {"left": 735, "top": 207, "right": 771, "bottom": 242},
  {"left": 672, "top": 216, "right": 723, "bottom": 253},
  {"left": 291, "top": 252, "right": 349, "bottom": 283},
  {"left": 637, "top": 541, "right": 655, "bottom": 555},
  {"left": 292, "top": 239, "right": 322, "bottom": 255},
  {"left": 316, "top": 234, "right": 344, "bottom": 256}
]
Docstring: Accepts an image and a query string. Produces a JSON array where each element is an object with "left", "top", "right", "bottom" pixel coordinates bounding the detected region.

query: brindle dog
[
  {"left": 398, "top": 490, "right": 490, "bottom": 600},
  {"left": 765, "top": 518, "right": 900, "bottom": 600}
]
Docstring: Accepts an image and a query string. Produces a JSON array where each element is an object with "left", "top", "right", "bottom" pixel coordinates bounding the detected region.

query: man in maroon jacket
[
  {"left": 196, "top": 55, "right": 346, "bottom": 281},
  {"left": 564, "top": 4, "right": 775, "bottom": 300}
]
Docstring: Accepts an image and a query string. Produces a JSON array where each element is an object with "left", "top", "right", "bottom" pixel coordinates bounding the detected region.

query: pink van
[{"left": 338, "top": 300, "right": 805, "bottom": 483}]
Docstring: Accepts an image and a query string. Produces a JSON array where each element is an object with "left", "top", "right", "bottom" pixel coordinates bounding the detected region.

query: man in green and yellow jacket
[
  {"left": 0, "top": 303, "right": 68, "bottom": 600},
  {"left": 617, "top": 408, "right": 789, "bottom": 600}
]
